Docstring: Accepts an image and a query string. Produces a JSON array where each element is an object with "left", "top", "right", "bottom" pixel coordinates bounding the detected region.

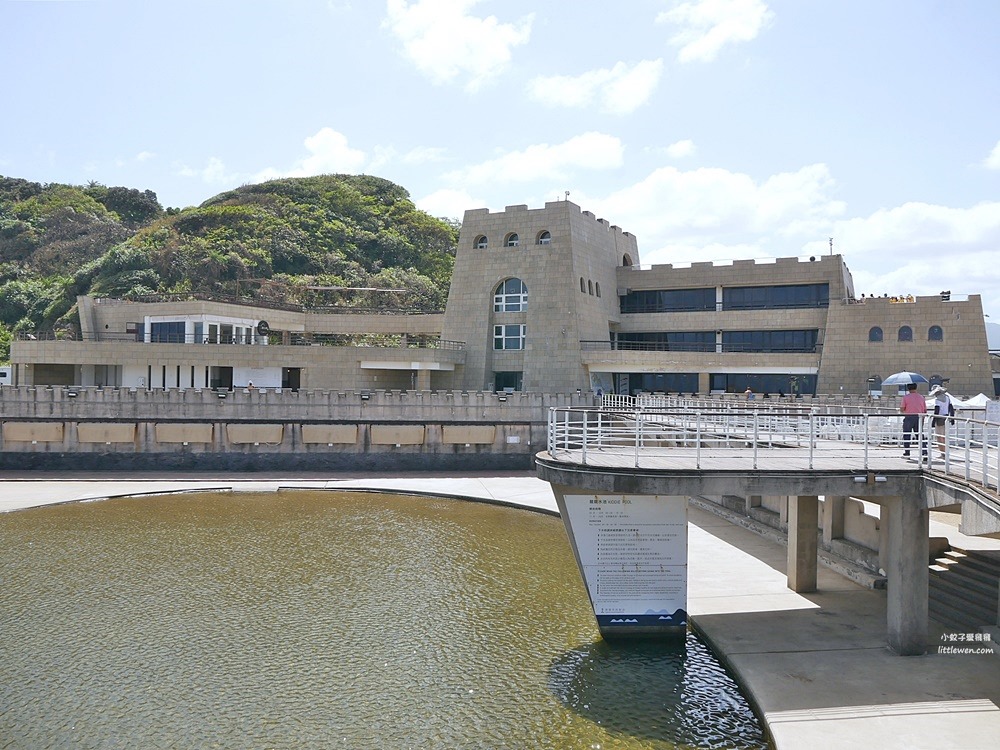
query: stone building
[{"left": 8, "top": 199, "right": 995, "bottom": 397}]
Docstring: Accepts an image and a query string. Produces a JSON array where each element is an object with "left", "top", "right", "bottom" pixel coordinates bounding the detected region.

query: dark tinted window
[
  {"left": 723, "top": 283, "right": 829, "bottom": 310},
  {"left": 721, "top": 330, "right": 818, "bottom": 353},
  {"left": 619, "top": 287, "right": 715, "bottom": 313}
]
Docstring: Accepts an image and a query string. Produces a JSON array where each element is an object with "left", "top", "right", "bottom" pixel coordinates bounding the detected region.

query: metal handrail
[{"left": 546, "top": 406, "right": 1000, "bottom": 497}]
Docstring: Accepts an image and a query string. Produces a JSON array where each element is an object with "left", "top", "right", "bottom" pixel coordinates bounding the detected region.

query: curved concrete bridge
[{"left": 535, "top": 405, "right": 1000, "bottom": 655}]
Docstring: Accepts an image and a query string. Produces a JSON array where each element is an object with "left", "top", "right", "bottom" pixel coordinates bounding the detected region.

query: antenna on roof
[
  {"left": 829, "top": 237, "right": 834, "bottom": 255},
  {"left": 565, "top": 191, "right": 570, "bottom": 201}
]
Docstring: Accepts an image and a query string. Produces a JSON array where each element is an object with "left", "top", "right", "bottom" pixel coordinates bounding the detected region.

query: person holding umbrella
[{"left": 899, "top": 382, "right": 927, "bottom": 458}]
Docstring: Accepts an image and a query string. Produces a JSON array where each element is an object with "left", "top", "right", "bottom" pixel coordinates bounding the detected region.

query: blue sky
[{"left": 3, "top": 0, "right": 1000, "bottom": 321}]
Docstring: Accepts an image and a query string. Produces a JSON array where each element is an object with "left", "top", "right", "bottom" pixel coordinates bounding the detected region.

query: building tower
[{"left": 440, "top": 201, "right": 639, "bottom": 392}]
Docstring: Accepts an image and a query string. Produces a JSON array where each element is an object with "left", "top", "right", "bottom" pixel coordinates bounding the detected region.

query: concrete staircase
[{"left": 929, "top": 548, "right": 1000, "bottom": 633}]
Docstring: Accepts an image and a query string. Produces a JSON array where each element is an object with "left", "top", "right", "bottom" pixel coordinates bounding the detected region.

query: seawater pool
[{"left": 0, "top": 490, "right": 769, "bottom": 749}]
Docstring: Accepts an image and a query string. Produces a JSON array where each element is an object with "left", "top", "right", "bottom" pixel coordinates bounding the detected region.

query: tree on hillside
[{"left": 84, "top": 184, "right": 163, "bottom": 227}]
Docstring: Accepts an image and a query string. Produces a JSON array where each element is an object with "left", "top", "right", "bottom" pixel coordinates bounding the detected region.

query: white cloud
[
  {"left": 665, "top": 139, "right": 696, "bottom": 158},
  {"left": 803, "top": 206, "right": 998, "bottom": 306},
  {"left": 840, "top": 203, "right": 1000, "bottom": 304},
  {"left": 527, "top": 59, "right": 663, "bottom": 115},
  {"left": 368, "top": 145, "right": 397, "bottom": 174},
  {"left": 402, "top": 146, "right": 448, "bottom": 165},
  {"left": 384, "top": 0, "right": 533, "bottom": 92},
  {"left": 442, "top": 132, "right": 624, "bottom": 185},
  {"left": 827, "top": 201, "right": 1000, "bottom": 258},
  {"left": 596, "top": 162, "right": 844, "bottom": 249},
  {"left": 984, "top": 140, "right": 1000, "bottom": 170},
  {"left": 591, "top": 161, "right": 1000, "bottom": 311},
  {"left": 115, "top": 151, "right": 157, "bottom": 168},
  {"left": 179, "top": 157, "right": 239, "bottom": 185},
  {"left": 657, "top": 0, "right": 774, "bottom": 63},
  {"left": 416, "top": 187, "right": 483, "bottom": 220},
  {"left": 252, "top": 128, "right": 368, "bottom": 183}
]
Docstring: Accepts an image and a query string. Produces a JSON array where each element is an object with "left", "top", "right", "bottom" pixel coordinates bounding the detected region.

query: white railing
[{"left": 547, "top": 406, "right": 1000, "bottom": 496}]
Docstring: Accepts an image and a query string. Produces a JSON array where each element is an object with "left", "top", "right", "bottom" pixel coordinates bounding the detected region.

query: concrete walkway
[{"left": 2, "top": 470, "right": 999, "bottom": 750}]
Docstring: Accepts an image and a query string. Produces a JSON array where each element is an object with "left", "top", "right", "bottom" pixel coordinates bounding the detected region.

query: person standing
[
  {"left": 929, "top": 384, "right": 955, "bottom": 455},
  {"left": 899, "top": 383, "right": 927, "bottom": 458}
]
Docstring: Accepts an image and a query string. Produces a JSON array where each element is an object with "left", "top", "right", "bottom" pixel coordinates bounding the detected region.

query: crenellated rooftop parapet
[
  {"left": 630, "top": 254, "right": 843, "bottom": 272},
  {"left": 465, "top": 201, "right": 636, "bottom": 240}
]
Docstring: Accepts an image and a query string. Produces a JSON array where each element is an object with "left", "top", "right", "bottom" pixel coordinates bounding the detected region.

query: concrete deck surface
[{"left": 2, "top": 470, "right": 999, "bottom": 750}]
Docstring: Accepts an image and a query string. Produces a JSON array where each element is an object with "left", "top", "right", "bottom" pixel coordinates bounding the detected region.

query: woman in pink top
[{"left": 899, "top": 383, "right": 927, "bottom": 458}]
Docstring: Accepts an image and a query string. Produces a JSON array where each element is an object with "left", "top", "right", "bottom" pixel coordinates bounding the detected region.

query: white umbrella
[{"left": 882, "top": 371, "right": 929, "bottom": 387}]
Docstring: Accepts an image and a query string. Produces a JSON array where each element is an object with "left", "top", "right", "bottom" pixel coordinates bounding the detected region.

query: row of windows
[
  {"left": 869, "top": 326, "right": 943, "bottom": 342},
  {"left": 493, "top": 276, "right": 603, "bottom": 309},
  {"left": 149, "top": 321, "right": 261, "bottom": 345},
  {"left": 619, "top": 287, "right": 714, "bottom": 313},
  {"left": 474, "top": 231, "right": 551, "bottom": 249},
  {"left": 619, "top": 283, "right": 830, "bottom": 314},
  {"left": 614, "top": 372, "right": 817, "bottom": 397},
  {"left": 725, "top": 284, "right": 829, "bottom": 310},
  {"left": 616, "top": 329, "right": 818, "bottom": 353}
]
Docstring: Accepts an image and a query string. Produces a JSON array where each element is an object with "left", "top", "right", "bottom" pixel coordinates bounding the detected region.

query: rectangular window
[
  {"left": 615, "top": 332, "right": 715, "bottom": 352},
  {"left": 722, "top": 330, "right": 818, "bottom": 353},
  {"left": 620, "top": 372, "right": 698, "bottom": 395},
  {"left": 494, "top": 371, "right": 523, "bottom": 391},
  {"left": 150, "top": 321, "right": 185, "bottom": 343},
  {"left": 722, "top": 283, "right": 829, "bottom": 311},
  {"left": 619, "top": 287, "right": 715, "bottom": 313},
  {"left": 493, "top": 324, "right": 525, "bottom": 350}
]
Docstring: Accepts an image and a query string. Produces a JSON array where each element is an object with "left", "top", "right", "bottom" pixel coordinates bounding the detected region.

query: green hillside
[{"left": 0, "top": 174, "right": 459, "bottom": 359}]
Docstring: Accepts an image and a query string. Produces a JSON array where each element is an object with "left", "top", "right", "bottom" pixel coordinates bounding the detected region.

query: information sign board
[{"left": 563, "top": 494, "right": 687, "bottom": 629}]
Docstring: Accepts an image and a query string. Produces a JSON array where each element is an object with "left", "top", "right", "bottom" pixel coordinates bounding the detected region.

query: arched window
[
  {"left": 474, "top": 235, "right": 488, "bottom": 249},
  {"left": 595, "top": 282, "right": 601, "bottom": 298},
  {"left": 580, "top": 277, "right": 586, "bottom": 293},
  {"left": 868, "top": 326, "right": 883, "bottom": 342},
  {"left": 588, "top": 280, "right": 594, "bottom": 296},
  {"left": 493, "top": 278, "right": 528, "bottom": 312},
  {"left": 928, "top": 325, "right": 943, "bottom": 341},
  {"left": 536, "top": 230, "right": 552, "bottom": 245},
  {"left": 898, "top": 326, "right": 913, "bottom": 342},
  {"left": 622, "top": 254, "right": 633, "bottom": 267},
  {"left": 504, "top": 233, "right": 519, "bottom": 247}
]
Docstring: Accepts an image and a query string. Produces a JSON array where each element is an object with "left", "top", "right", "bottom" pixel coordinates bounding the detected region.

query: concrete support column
[
  {"left": 822, "top": 495, "right": 846, "bottom": 546},
  {"left": 415, "top": 369, "right": 431, "bottom": 390},
  {"left": 878, "top": 509, "right": 890, "bottom": 578},
  {"left": 787, "top": 494, "right": 819, "bottom": 592},
  {"left": 884, "top": 495, "right": 929, "bottom": 655}
]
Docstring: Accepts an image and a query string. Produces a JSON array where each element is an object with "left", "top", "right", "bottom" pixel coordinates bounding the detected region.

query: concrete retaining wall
[{"left": 0, "top": 386, "right": 587, "bottom": 472}]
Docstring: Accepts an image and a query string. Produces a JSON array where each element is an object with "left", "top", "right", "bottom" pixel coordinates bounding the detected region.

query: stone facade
[
  {"left": 8, "top": 200, "right": 994, "bottom": 397},
  {"left": 818, "top": 294, "right": 992, "bottom": 396},
  {"left": 440, "top": 201, "right": 638, "bottom": 392}
]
